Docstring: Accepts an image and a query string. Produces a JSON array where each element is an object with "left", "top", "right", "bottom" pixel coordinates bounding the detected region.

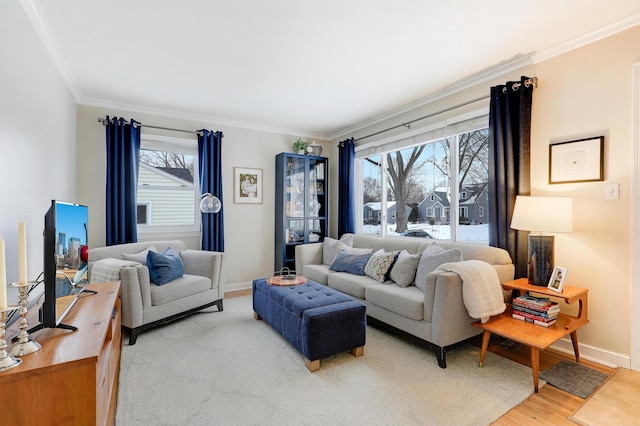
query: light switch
[{"left": 605, "top": 183, "right": 619, "bottom": 200}]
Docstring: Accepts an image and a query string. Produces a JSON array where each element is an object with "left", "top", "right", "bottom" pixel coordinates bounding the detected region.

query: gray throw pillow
[
  {"left": 121, "top": 245, "right": 157, "bottom": 265},
  {"left": 414, "top": 248, "right": 463, "bottom": 292},
  {"left": 323, "top": 238, "right": 353, "bottom": 265},
  {"left": 390, "top": 250, "right": 422, "bottom": 287}
]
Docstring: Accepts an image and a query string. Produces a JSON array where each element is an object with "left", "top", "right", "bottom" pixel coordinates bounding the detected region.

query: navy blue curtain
[
  {"left": 198, "top": 130, "right": 224, "bottom": 252},
  {"left": 338, "top": 137, "right": 356, "bottom": 236},
  {"left": 105, "top": 117, "right": 140, "bottom": 246},
  {"left": 488, "top": 76, "right": 534, "bottom": 279}
]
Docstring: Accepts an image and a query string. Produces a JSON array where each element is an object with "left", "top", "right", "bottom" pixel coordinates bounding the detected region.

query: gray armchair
[{"left": 88, "top": 240, "right": 225, "bottom": 344}]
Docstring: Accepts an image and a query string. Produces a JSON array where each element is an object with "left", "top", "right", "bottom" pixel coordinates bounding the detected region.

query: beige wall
[
  {"left": 530, "top": 26, "right": 640, "bottom": 361},
  {"left": 76, "top": 105, "right": 329, "bottom": 291},
  {"left": 332, "top": 26, "right": 640, "bottom": 365}
]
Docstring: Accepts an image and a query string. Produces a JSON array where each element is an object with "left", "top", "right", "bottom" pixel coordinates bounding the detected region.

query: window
[
  {"left": 137, "top": 203, "right": 150, "bottom": 225},
  {"left": 356, "top": 113, "right": 489, "bottom": 243},
  {"left": 137, "top": 134, "right": 200, "bottom": 236}
]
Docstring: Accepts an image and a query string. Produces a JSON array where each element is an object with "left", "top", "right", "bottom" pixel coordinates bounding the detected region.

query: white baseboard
[
  {"left": 551, "top": 338, "right": 630, "bottom": 369},
  {"left": 223, "top": 281, "right": 252, "bottom": 294}
]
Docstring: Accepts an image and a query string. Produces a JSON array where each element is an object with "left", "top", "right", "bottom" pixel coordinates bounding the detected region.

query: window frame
[
  {"left": 137, "top": 133, "right": 200, "bottom": 239},
  {"left": 354, "top": 109, "right": 489, "bottom": 242}
]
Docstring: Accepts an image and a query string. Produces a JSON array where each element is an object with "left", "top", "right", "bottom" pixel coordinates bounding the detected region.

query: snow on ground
[{"left": 361, "top": 223, "right": 489, "bottom": 244}]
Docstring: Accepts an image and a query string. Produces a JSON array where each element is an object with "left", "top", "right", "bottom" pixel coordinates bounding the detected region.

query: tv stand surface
[{"left": 0, "top": 281, "right": 121, "bottom": 426}]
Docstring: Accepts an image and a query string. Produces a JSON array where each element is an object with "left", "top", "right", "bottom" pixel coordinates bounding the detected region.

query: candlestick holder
[
  {"left": 8, "top": 281, "right": 41, "bottom": 357},
  {"left": 0, "top": 305, "right": 21, "bottom": 371}
]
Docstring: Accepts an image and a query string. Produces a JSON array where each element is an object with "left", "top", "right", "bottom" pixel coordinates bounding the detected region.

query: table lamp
[{"left": 510, "top": 196, "right": 573, "bottom": 286}]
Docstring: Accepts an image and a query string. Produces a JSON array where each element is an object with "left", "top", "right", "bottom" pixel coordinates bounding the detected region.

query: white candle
[
  {"left": 18, "top": 221, "right": 28, "bottom": 284},
  {"left": 0, "top": 237, "right": 7, "bottom": 310}
]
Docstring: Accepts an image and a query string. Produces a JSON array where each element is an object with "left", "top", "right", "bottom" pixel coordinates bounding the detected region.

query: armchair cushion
[
  {"left": 147, "top": 247, "right": 184, "bottom": 285},
  {"left": 150, "top": 274, "right": 211, "bottom": 306}
]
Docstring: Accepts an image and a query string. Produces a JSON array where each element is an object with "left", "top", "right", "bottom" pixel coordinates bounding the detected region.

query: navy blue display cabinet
[{"left": 275, "top": 153, "right": 328, "bottom": 272}]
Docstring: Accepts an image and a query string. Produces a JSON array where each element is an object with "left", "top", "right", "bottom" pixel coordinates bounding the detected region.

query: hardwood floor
[
  {"left": 226, "top": 289, "right": 617, "bottom": 424},
  {"left": 486, "top": 339, "right": 615, "bottom": 425}
]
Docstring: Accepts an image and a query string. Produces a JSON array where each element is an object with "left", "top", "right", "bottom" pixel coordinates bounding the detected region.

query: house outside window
[
  {"left": 137, "top": 134, "right": 200, "bottom": 238},
  {"left": 356, "top": 113, "right": 488, "bottom": 243}
]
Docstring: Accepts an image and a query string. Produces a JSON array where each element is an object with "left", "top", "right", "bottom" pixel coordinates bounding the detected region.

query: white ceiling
[{"left": 24, "top": 0, "right": 640, "bottom": 138}]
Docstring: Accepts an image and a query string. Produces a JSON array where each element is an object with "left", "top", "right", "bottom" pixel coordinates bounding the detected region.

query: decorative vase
[
  {"left": 307, "top": 141, "right": 322, "bottom": 156},
  {"left": 297, "top": 150, "right": 305, "bottom": 155}
]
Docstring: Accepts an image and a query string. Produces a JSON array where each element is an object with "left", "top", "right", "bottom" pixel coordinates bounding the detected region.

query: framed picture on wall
[
  {"left": 549, "top": 136, "right": 604, "bottom": 184},
  {"left": 234, "top": 167, "right": 263, "bottom": 204}
]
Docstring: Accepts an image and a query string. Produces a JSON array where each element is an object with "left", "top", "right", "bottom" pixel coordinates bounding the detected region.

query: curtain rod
[
  {"left": 97, "top": 117, "right": 208, "bottom": 137},
  {"left": 353, "top": 76, "right": 537, "bottom": 143}
]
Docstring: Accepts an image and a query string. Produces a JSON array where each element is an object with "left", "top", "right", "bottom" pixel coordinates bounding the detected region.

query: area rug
[
  {"left": 539, "top": 359, "right": 609, "bottom": 398},
  {"left": 570, "top": 368, "right": 640, "bottom": 425},
  {"left": 116, "top": 296, "right": 540, "bottom": 426}
]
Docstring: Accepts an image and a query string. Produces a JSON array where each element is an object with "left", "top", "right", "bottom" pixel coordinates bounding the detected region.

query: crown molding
[
  {"left": 533, "top": 12, "right": 640, "bottom": 63},
  {"left": 20, "top": 0, "right": 82, "bottom": 101},
  {"left": 329, "top": 16, "right": 640, "bottom": 142},
  {"left": 328, "top": 54, "right": 535, "bottom": 141},
  {"left": 82, "top": 97, "right": 327, "bottom": 140}
]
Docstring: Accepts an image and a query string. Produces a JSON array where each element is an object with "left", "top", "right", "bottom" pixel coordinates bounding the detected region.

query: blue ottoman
[{"left": 252, "top": 278, "right": 366, "bottom": 371}]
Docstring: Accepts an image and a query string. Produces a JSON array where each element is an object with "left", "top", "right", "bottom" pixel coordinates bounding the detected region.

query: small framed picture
[
  {"left": 548, "top": 267, "right": 568, "bottom": 293},
  {"left": 234, "top": 167, "right": 263, "bottom": 204}
]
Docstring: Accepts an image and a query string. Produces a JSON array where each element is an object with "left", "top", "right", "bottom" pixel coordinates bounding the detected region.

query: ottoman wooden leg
[
  {"left": 349, "top": 346, "right": 364, "bottom": 357},
  {"left": 305, "top": 358, "right": 320, "bottom": 372},
  {"left": 254, "top": 312, "right": 262, "bottom": 320}
]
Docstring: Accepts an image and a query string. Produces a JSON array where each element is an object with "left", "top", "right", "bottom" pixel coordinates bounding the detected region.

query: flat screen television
[{"left": 35, "top": 200, "right": 92, "bottom": 332}]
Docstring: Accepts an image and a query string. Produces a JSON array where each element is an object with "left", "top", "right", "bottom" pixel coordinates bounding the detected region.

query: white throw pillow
[
  {"left": 323, "top": 238, "right": 351, "bottom": 265},
  {"left": 364, "top": 249, "right": 401, "bottom": 282},
  {"left": 390, "top": 250, "right": 422, "bottom": 287},
  {"left": 121, "top": 246, "right": 157, "bottom": 265}
]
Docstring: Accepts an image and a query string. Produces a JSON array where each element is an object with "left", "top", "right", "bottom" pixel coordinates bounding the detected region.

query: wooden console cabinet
[{"left": 0, "top": 281, "right": 122, "bottom": 425}]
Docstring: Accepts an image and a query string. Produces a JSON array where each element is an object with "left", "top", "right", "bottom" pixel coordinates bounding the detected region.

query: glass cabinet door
[{"left": 285, "top": 157, "right": 306, "bottom": 218}]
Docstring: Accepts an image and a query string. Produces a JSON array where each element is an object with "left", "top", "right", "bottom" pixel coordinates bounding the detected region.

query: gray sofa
[
  {"left": 88, "top": 240, "right": 225, "bottom": 344},
  {"left": 295, "top": 233, "right": 513, "bottom": 368}
]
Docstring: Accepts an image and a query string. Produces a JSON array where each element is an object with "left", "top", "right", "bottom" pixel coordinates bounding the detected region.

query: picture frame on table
[
  {"left": 549, "top": 136, "right": 604, "bottom": 184},
  {"left": 548, "top": 266, "right": 568, "bottom": 293},
  {"left": 234, "top": 167, "right": 263, "bottom": 204}
]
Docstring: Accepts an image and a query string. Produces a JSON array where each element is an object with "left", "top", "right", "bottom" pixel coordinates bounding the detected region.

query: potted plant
[{"left": 292, "top": 138, "right": 307, "bottom": 154}]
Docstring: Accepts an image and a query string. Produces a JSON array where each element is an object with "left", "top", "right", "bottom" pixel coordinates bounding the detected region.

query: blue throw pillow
[
  {"left": 147, "top": 246, "right": 184, "bottom": 285},
  {"left": 329, "top": 250, "right": 372, "bottom": 275}
]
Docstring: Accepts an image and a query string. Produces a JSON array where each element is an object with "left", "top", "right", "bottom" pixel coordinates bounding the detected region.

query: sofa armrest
[
  {"left": 424, "top": 271, "right": 480, "bottom": 347},
  {"left": 180, "top": 249, "right": 225, "bottom": 292},
  {"left": 119, "top": 264, "right": 151, "bottom": 329},
  {"left": 295, "top": 243, "right": 323, "bottom": 275}
]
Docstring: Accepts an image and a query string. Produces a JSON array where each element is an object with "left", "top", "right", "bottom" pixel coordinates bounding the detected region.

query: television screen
[{"left": 39, "top": 200, "right": 90, "bottom": 331}]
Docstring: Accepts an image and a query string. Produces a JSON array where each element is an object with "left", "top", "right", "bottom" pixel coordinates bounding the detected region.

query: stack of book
[{"left": 511, "top": 294, "right": 559, "bottom": 327}]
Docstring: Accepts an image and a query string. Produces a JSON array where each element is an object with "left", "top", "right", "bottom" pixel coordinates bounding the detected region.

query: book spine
[
  {"left": 512, "top": 308, "right": 557, "bottom": 322},
  {"left": 512, "top": 313, "right": 556, "bottom": 327},
  {"left": 513, "top": 300, "right": 559, "bottom": 312},
  {"left": 514, "top": 295, "right": 550, "bottom": 306},
  {"left": 512, "top": 305, "right": 558, "bottom": 318}
]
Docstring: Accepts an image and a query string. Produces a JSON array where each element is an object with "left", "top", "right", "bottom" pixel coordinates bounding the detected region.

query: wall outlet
[{"left": 605, "top": 183, "right": 620, "bottom": 200}]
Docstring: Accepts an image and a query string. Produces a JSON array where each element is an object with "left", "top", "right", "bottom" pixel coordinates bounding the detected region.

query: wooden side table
[{"left": 473, "top": 278, "right": 589, "bottom": 392}]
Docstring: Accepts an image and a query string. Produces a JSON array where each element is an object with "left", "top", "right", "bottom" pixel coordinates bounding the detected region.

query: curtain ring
[{"left": 511, "top": 82, "right": 521, "bottom": 91}]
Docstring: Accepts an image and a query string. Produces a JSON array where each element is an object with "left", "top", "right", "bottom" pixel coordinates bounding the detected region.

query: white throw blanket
[
  {"left": 435, "top": 260, "right": 506, "bottom": 323},
  {"left": 90, "top": 258, "right": 140, "bottom": 283}
]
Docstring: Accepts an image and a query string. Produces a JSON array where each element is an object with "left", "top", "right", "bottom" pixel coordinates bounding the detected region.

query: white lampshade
[{"left": 510, "top": 196, "right": 573, "bottom": 233}]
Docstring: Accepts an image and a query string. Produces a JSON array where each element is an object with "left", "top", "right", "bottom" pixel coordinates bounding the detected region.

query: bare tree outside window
[{"left": 359, "top": 126, "right": 489, "bottom": 244}]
